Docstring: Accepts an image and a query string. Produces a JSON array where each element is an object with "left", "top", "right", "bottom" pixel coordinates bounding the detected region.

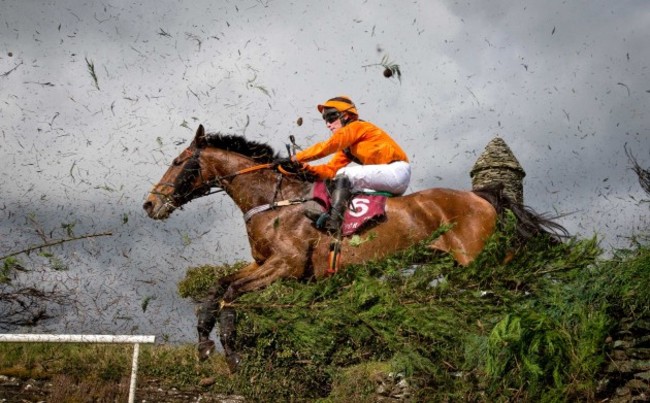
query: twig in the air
[
  {"left": 1, "top": 61, "right": 23, "bottom": 77},
  {"left": 85, "top": 57, "right": 100, "bottom": 90},
  {"left": 0, "top": 232, "right": 113, "bottom": 260}
]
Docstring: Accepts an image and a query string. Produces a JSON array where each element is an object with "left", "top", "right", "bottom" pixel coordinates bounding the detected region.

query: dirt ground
[{"left": 0, "top": 375, "right": 245, "bottom": 403}]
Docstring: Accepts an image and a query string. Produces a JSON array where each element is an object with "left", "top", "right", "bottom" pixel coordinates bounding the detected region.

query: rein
[
  {"left": 218, "top": 163, "right": 275, "bottom": 180},
  {"left": 208, "top": 162, "right": 311, "bottom": 221},
  {"left": 197, "top": 162, "right": 276, "bottom": 199},
  {"left": 161, "top": 152, "right": 309, "bottom": 219}
]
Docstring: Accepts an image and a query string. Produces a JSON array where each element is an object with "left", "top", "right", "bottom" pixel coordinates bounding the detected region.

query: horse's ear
[{"left": 194, "top": 124, "right": 207, "bottom": 148}]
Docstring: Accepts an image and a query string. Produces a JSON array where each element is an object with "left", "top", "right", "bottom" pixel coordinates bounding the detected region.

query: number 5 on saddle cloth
[{"left": 310, "top": 181, "right": 391, "bottom": 236}]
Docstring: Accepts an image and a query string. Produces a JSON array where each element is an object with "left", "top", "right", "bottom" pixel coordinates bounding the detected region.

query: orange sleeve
[
  {"left": 295, "top": 121, "right": 408, "bottom": 178},
  {"left": 295, "top": 125, "right": 363, "bottom": 163},
  {"left": 303, "top": 152, "right": 351, "bottom": 179}
]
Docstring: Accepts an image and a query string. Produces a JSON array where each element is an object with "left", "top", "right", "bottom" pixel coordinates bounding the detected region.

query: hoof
[
  {"left": 197, "top": 339, "right": 216, "bottom": 362},
  {"left": 225, "top": 352, "right": 241, "bottom": 373}
]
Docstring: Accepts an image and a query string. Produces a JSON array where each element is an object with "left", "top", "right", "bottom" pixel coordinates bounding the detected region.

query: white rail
[{"left": 0, "top": 334, "right": 156, "bottom": 403}]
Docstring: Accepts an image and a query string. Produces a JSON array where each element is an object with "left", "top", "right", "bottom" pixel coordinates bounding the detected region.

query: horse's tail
[{"left": 473, "top": 183, "right": 569, "bottom": 245}]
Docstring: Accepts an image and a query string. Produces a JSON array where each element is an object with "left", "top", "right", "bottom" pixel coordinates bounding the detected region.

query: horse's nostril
[{"left": 143, "top": 201, "right": 153, "bottom": 213}]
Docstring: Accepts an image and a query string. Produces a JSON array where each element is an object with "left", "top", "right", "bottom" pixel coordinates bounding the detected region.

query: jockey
[{"left": 294, "top": 95, "right": 411, "bottom": 234}]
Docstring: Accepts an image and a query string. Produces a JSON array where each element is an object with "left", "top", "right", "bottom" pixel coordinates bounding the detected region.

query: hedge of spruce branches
[{"left": 178, "top": 215, "right": 650, "bottom": 401}]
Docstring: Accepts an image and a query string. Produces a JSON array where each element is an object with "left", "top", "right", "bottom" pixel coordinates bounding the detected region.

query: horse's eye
[{"left": 172, "top": 158, "right": 181, "bottom": 166}]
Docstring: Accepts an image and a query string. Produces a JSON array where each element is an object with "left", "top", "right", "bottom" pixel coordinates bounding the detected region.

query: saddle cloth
[{"left": 311, "top": 181, "right": 389, "bottom": 236}]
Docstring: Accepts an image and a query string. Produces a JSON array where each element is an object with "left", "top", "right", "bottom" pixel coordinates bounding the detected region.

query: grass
[{"left": 0, "top": 343, "right": 235, "bottom": 400}]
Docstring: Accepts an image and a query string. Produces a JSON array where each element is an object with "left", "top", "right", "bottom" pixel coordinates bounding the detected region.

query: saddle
[{"left": 310, "top": 181, "right": 390, "bottom": 236}]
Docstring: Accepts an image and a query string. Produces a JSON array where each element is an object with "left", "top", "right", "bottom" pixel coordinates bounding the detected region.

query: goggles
[{"left": 322, "top": 111, "right": 341, "bottom": 124}]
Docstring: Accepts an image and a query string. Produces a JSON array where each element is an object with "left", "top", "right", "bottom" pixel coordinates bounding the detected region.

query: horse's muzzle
[
  {"left": 142, "top": 200, "right": 155, "bottom": 217},
  {"left": 142, "top": 196, "right": 173, "bottom": 219}
]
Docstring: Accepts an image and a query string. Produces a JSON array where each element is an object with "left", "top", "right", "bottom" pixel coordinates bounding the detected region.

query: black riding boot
[
  {"left": 303, "top": 200, "right": 326, "bottom": 222},
  {"left": 325, "top": 175, "right": 352, "bottom": 234}
]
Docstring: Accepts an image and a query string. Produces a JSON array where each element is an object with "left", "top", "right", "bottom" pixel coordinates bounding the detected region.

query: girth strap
[{"left": 243, "top": 198, "right": 309, "bottom": 222}]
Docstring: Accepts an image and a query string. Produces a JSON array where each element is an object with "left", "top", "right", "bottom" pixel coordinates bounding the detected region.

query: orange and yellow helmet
[{"left": 317, "top": 96, "right": 358, "bottom": 116}]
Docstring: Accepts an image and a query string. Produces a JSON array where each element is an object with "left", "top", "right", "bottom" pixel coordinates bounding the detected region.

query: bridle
[{"left": 149, "top": 146, "right": 276, "bottom": 211}]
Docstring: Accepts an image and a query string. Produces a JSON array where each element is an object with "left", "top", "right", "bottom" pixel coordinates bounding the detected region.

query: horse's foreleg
[
  {"left": 219, "top": 306, "right": 240, "bottom": 372},
  {"left": 196, "top": 284, "right": 223, "bottom": 361},
  {"left": 219, "top": 261, "right": 261, "bottom": 288},
  {"left": 222, "top": 256, "right": 303, "bottom": 302},
  {"left": 196, "top": 261, "right": 259, "bottom": 362},
  {"left": 218, "top": 256, "right": 306, "bottom": 372}
]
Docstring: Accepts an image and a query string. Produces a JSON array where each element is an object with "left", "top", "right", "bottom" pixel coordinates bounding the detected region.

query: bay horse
[{"left": 143, "top": 125, "right": 566, "bottom": 371}]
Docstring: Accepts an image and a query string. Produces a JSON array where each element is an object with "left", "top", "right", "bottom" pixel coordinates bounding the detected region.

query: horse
[{"left": 143, "top": 124, "right": 567, "bottom": 371}]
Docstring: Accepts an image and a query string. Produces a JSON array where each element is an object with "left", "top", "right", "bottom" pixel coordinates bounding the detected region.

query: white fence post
[
  {"left": 129, "top": 342, "right": 141, "bottom": 403},
  {"left": 0, "top": 334, "right": 156, "bottom": 403}
]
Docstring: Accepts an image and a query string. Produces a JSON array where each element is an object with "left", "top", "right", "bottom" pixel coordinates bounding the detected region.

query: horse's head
[
  {"left": 143, "top": 125, "right": 214, "bottom": 219},
  {"left": 144, "top": 124, "right": 317, "bottom": 219}
]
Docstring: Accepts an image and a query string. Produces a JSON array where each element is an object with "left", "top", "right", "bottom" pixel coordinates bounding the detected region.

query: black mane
[
  {"left": 202, "top": 131, "right": 317, "bottom": 182},
  {"left": 205, "top": 132, "right": 279, "bottom": 163}
]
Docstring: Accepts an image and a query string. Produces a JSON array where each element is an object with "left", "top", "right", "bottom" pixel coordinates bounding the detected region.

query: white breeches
[{"left": 337, "top": 161, "right": 411, "bottom": 195}]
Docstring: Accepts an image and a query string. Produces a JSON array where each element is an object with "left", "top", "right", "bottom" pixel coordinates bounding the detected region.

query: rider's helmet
[{"left": 317, "top": 96, "right": 359, "bottom": 125}]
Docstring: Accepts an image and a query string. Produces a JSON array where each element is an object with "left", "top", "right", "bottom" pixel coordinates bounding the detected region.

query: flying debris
[
  {"left": 24, "top": 81, "right": 55, "bottom": 87},
  {"left": 624, "top": 143, "right": 650, "bottom": 195},
  {"left": 185, "top": 32, "right": 202, "bottom": 51},
  {"left": 85, "top": 58, "right": 99, "bottom": 90},
  {"left": 363, "top": 54, "right": 401, "bottom": 82},
  {"left": 617, "top": 82, "right": 631, "bottom": 96},
  {"left": 157, "top": 28, "right": 172, "bottom": 37},
  {"left": 1, "top": 61, "right": 22, "bottom": 77}
]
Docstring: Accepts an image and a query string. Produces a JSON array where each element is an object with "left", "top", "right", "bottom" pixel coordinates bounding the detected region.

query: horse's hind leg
[{"left": 429, "top": 208, "right": 497, "bottom": 266}]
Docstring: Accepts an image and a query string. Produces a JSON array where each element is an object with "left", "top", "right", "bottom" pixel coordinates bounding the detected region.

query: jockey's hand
[{"left": 275, "top": 156, "right": 304, "bottom": 174}]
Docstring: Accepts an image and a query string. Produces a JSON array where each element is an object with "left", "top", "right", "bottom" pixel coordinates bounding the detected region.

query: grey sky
[{"left": 1, "top": 0, "right": 648, "bottom": 342}]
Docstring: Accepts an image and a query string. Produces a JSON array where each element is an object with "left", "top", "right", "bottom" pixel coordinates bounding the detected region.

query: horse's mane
[
  {"left": 205, "top": 132, "right": 279, "bottom": 163},
  {"left": 204, "top": 132, "right": 318, "bottom": 182}
]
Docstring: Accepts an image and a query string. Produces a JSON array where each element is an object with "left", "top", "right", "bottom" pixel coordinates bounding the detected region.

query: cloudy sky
[{"left": 1, "top": 0, "right": 648, "bottom": 343}]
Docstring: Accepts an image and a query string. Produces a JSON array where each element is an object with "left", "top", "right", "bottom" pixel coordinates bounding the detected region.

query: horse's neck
[
  {"left": 228, "top": 173, "right": 308, "bottom": 213},
  {"left": 206, "top": 152, "right": 307, "bottom": 213}
]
